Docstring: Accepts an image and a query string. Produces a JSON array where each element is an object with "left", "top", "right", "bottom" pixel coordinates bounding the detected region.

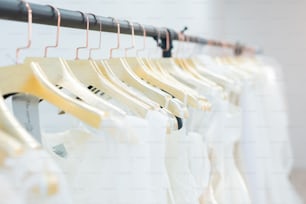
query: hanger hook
[
  {"left": 151, "top": 27, "right": 161, "bottom": 57},
  {"left": 109, "top": 17, "right": 120, "bottom": 59},
  {"left": 75, "top": 12, "right": 89, "bottom": 60},
  {"left": 175, "top": 30, "right": 184, "bottom": 57},
  {"left": 88, "top": 13, "right": 102, "bottom": 59},
  {"left": 125, "top": 20, "right": 135, "bottom": 57},
  {"left": 136, "top": 23, "right": 146, "bottom": 57},
  {"left": 162, "top": 27, "right": 170, "bottom": 52},
  {"left": 16, "top": 0, "right": 32, "bottom": 64},
  {"left": 44, "top": 5, "right": 61, "bottom": 57},
  {"left": 156, "top": 27, "right": 161, "bottom": 47},
  {"left": 185, "top": 35, "right": 193, "bottom": 57}
]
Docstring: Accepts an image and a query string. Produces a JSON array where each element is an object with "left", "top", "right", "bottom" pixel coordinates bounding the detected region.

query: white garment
[
  {"left": 0, "top": 174, "right": 24, "bottom": 204},
  {"left": 43, "top": 113, "right": 154, "bottom": 204},
  {"left": 1, "top": 149, "right": 73, "bottom": 204},
  {"left": 238, "top": 57, "right": 302, "bottom": 204},
  {"left": 186, "top": 97, "right": 217, "bottom": 204},
  {"left": 146, "top": 110, "right": 172, "bottom": 204},
  {"left": 165, "top": 126, "right": 199, "bottom": 204}
]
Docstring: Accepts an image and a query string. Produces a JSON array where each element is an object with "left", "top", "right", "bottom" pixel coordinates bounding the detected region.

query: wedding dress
[
  {"left": 247, "top": 57, "right": 301, "bottom": 204},
  {"left": 165, "top": 125, "right": 199, "bottom": 204},
  {"left": 42, "top": 111, "right": 154, "bottom": 204},
  {"left": 40, "top": 86, "right": 173, "bottom": 204},
  {"left": 194, "top": 55, "right": 253, "bottom": 204},
  {"left": 0, "top": 148, "right": 73, "bottom": 204},
  {"left": 0, "top": 174, "right": 24, "bottom": 204}
]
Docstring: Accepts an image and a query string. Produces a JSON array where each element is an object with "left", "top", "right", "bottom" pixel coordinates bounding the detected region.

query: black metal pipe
[
  {"left": 0, "top": 0, "right": 258, "bottom": 54},
  {"left": 0, "top": 0, "right": 207, "bottom": 44}
]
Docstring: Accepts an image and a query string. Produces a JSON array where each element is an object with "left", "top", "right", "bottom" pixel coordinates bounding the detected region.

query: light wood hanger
[
  {"left": 105, "top": 21, "right": 187, "bottom": 118},
  {"left": 94, "top": 17, "right": 159, "bottom": 117},
  {"left": 139, "top": 30, "right": 203, "bottom": 96},
  {"left": 3, "top": 3, "right": 106, "bottom": 130},
  {"left": 0, "top": 95, "right": 39, "bottom": 149},
  {"left": 0, "top": 93, "right": 37, "bottom": 149},
  {"left": 166, "top": 34, "right": 220, "bottom": 92},
  {"left": 122, "top": 27, "right": 206, "bottom": 109},
  {"left": 25, "top": 9, "right": 126, "bottom": 117},
  {"left": 66, "top": 15, "right": 155, "bottom": 118},
  {"left": 0, "top": 129, "right": 24, "bottom": 161}
]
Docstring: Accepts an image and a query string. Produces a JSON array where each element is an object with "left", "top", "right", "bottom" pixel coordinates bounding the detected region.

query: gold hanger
[
  {"left": 170, "top": 35, "right": 220, "bottom": 91},
  {"left": 105, "top": 20, "right": 187, "bottom": 118},
  {"left": 101, "top": 19, "right": 160, "bottom": 109},
  {"left": 1, "top": 3, "right": 106, "bottom": 129},
  {"left": 141, "top": 30, "right": 210, "bottom": 110},
  {"left": 67, "top": 14, "right": 155, "bottom": 118},
  {"left": 0, "top": 129, "right": 24, "bottom": 162},
  {"left": 125, "top": 27, "right": 208, "bottom": 110},
  {"left": 92, "top": 17, "right": 157, "bottom": 117},
  {"left": 25, "top": 9, "right": 126, "bottom": 118},
  {"left": 143, "top": 31, "right": 201, "bottom": 96},
  {"left": 0, "top": 94, "right": 39, "bottom": 149}
]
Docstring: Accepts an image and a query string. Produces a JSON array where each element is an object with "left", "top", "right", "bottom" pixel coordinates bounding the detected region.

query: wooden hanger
[
  {"left": 0, "top": 129, "right": 24, "bottom": 161},
  {"left": 188, "top": 57, "right": 235, "bottom": 89},
  {"left": 93, "top": 17, "right": 161, "bottom": 117},
  {"left": 0, "top": 95, "right": 40, "bottom": 149},
  {"left": 105, "top": 21, "right": 187, "bottom": 118},
  {"left": 65, "top": 15, "right": 156, "bottom": 118},
  {"left": 169, "top": 34, "right": 222, "bottom": 92},
  {"left": 122, "top": 27, "right": 207, "bottom": 110},
  {"left": 0, "top": 62, "right": 107, "bottom": 128},
  {"left": 3, "top": 3, "right": 107, "bottom": 130},
  {"left": 138, "top": 30, "right": 210, "bottom": 103},
  {"left": 25, "top": 9, "right": 126, "bottom": 118}
]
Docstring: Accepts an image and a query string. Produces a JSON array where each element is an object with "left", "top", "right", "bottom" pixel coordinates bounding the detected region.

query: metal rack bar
[{"left": 0, "top": 0, "right": 256, "bottom": 55}]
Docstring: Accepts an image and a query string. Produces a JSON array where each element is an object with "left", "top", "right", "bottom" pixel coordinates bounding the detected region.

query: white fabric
[
  {"left": 165, "top": 126, "right": 199, "bottom": 204},
  {"left": 3, "top": 54, "right": 299, "bottom": 204},
  {"left": 0, "top": 174, "right": 24, "bottom": 204},
  {"left": 42, "top": 114, "right": 152, "bottom": 204},
  {"left": 41, "top": 107, "right": 172, "bottom": 204},
  {"left": 0, "top": 149, "right": 73, "bottom": 204},
  {"left": 238, "top": 57, "right": 302, "bottom": 204},
  {"left": 145, "top": 111, "right": 172, "bottom": 204}
]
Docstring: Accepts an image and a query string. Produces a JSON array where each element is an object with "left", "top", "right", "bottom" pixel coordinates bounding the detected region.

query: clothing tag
[
  {"left": 52, "top": 144, "right": 68, "bottom": 158},
  {"left": 12, "top": 94, "right": 42, "bottom": 143}
]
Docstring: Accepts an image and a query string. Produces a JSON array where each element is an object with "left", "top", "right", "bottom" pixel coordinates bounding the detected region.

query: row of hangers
[{"left": 0, "top": 0, "right": 256, "bottom": 194}]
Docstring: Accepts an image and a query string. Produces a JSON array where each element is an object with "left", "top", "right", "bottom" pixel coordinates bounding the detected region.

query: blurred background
[{"left": 0, "top": 0, "right": 305, "bottom": 201}]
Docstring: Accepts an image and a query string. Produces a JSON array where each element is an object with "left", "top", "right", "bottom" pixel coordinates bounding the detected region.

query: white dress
[
  {"left": 99, "top": 95, "right": 175, "bottom": 204},
  {"left": 165, "top": 125, "right": 199, "bottom": 204},
  {"left": 193, "top": 55, "right": 255, "bottom": 204},
  {"left": 243, "top": 57, "right": 302, "bottom": 204},
  {"left": 0, "top": 149, "right": 73, "bottom": 204},
  {"left": 145, "top": 110, "right": 172, "bottom": 204},
  {"left": 0, "top": 174, "right": 24, "bottom": 204},
  {"left": 166, "top": 65, "right": 219, "bottom": 203},
  {"left": 40, "top": 86, "right": 173, "bottom": 204},
  {"left": 42, "top": 113, "right": 154, "bottom": 204}
]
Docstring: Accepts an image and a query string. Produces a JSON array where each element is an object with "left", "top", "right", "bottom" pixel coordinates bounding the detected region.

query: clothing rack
[{"left": 0, "top": 0, "right": 257, "bottom": 57}]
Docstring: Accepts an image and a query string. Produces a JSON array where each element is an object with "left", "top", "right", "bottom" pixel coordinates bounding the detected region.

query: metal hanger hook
[
  {"left": 109, "top": 17, "right": 120, "bottom": 59},
  {"left": 136, "top": 23, "right": 146, "bottom": 57},
  {"left": 44, "top": 5, "right": 61, "bottom": 57},
  {"left": 162, "top": 27, "right": 170, "bottom": 52},
  {"left": 88, "top": 13, "right": 102, "bottom": 59},
  {"left": 124, "top": 20, "right": 135, "bottom": 57},
  {"left": 75, "top": 11, "right": 89, "bottom": 60},
  {"left": 16, "top": 0, "right": 32, "bottom": 64}
]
